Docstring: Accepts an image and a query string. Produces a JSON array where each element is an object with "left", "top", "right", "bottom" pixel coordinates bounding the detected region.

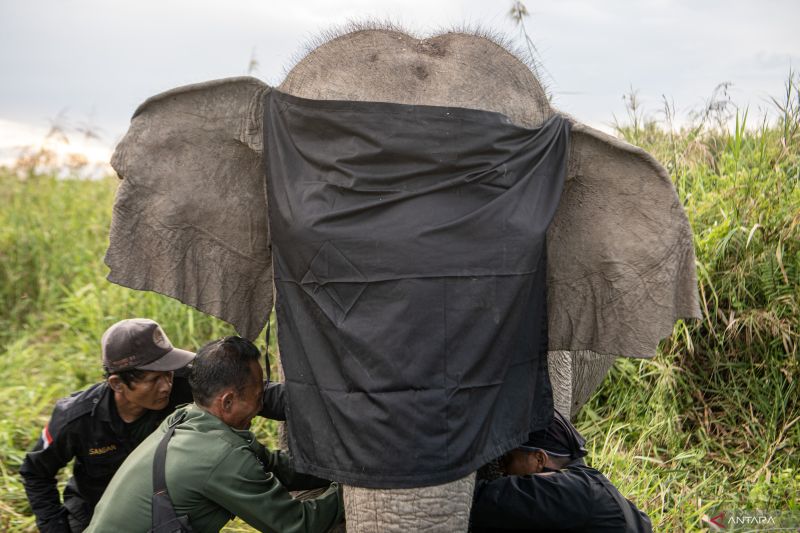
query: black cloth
[
  {"left": 265, "top": 90, "right": 570, "bottom": 488},
  {"left": 20, "top": 377, "right": 286, "bottom": 532},
  {"left": 470, "top": 463, "right": 652, "bottom": 532}
]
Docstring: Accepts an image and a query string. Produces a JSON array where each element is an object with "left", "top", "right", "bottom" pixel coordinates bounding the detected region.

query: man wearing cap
[
  {"left": 20, "top": 318, "right": 198, "bottom": 533},
  {"left": 87, "top": 336, "right": 343, "bottom": 533},
  {"left": 470, "top": 411, "right": 653, "bottom": 532}
]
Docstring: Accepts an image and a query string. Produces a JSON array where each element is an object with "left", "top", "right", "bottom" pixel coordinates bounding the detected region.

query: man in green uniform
[{"left": 87, "top": 336, "right": 343, "bottom": 533}]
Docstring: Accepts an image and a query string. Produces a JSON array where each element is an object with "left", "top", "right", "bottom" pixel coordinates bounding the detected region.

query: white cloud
[
  {"left": 0, "top": 118, "right": 113, "bottom": 177},
  {"left": 1, "top": 0, "right": 798, "bottom": 160}
]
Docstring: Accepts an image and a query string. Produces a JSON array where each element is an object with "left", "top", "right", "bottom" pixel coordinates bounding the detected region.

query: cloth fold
[{"left": 265, "top": 90, "right": 570, "bottom": 488}]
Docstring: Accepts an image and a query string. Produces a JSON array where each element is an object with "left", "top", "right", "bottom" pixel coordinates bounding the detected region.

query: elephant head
[{"left": 106, "top": 26, "right": 699, "bottom": 532}]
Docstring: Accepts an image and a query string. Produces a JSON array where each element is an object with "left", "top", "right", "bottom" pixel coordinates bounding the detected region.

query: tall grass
[
  {"left": 585, "top": 73, "right": 800, "bottom": 529},
  {"left": 0, "top": 175, "right": 279, "bottom": 530},
  {"left": 1, "top": 75, "right": 798, "bottom": 531}
]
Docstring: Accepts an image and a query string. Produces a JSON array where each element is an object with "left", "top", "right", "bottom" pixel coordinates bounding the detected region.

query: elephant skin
[{"left": 106, "top": 25, "right": 700, "bottom": 533}]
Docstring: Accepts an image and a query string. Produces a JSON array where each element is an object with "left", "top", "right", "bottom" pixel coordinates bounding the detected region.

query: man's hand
[{"left": 259, "top": 382, "right": 286, "bottom": 420}]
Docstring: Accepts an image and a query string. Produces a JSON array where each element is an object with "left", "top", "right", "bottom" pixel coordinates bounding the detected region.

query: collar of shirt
[{"left": 91, "top": 382, "right": 132, "bottom": 438}]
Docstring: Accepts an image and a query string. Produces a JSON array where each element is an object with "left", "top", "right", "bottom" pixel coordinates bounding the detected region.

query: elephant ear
[
  {"left": 106, "top": 77, "right": 272, "bottom": 340},
  {"left": 547, "top": 122, "right": 701, "bottom": 359}
]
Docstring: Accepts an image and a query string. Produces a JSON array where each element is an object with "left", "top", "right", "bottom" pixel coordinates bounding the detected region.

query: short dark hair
[
  {"left": 189, "top": 336, "right": 262, "bottom": 407},
  {"left": 105, "top": 368, "right": 146, "bottom": 388}
]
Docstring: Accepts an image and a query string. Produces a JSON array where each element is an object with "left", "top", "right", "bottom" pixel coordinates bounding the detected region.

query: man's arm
[
  {"left": 19, "top": 410, "right": 78, "bottom": 533},
  {"left": 261, "top": 449, "right": 333, "bottom": 491},
  {"left": 204, "top": 445, "right": 342, "bottom": 533},
  {"left": 259, "top": 381, "right": 286, "bottom": 421}
]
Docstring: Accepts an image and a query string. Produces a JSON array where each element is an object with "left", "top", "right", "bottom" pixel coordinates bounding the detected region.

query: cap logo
[
  {"left": 153, "top": 327, "right": 170, "bottom": 349},
  {"left": 107, "top": 355, "right": 140, "bottom": 371}
]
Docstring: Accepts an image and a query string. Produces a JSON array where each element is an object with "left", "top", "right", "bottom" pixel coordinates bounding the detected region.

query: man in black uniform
[
  {"left": 20, "top": 318, "right": 198, "bottom": 532},
  {"left": 21, "top": 318, "right": 288, "bottom": 533},
  {"left": 470, "top": 411, "right": 652, "bottom": 532}
]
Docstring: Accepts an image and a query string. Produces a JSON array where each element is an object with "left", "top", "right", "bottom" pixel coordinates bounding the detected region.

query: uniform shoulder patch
[
  {"left": 45, "top": 382, "right": 107, "bottom": 441},
  {"left": 40, "top": 424, "right": 54, "bottom": 450}
]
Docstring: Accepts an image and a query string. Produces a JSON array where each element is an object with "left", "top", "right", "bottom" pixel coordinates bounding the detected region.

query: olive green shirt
[{"left": 86, "top": 404, "right": 343, "bottom": 533}]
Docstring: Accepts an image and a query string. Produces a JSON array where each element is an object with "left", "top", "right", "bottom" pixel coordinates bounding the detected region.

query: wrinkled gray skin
[{"left": 107, "top": 26, "right": 700, "bottom": 533}]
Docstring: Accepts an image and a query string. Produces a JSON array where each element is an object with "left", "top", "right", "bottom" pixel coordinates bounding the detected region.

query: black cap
[
  {"left": 101, "top": 319, "right": 195, "bottom": 373},
  {"left": 518, "top": 410, "right": 588, "bottom": 459}
]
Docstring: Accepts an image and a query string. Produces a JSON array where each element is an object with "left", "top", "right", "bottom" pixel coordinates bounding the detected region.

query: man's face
[
  {"left": 226, "top": 360, "right": 264, "bottom": 430},
  {"left": 502, "top": 449, "right": 545, "bottom": 476},
  {"left": 117, "top": 370, "right": 174, "bottom": 411}
]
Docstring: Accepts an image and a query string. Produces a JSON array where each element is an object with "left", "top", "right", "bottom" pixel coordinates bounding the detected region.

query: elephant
[{"left": 105, "top": 25, "right": 700, "bottom": 532}]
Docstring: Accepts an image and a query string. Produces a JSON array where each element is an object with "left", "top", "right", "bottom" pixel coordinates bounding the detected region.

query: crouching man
[
  {"left": 87, "top": 336, "right": 343, "bottom": 533},
  {"left": 20, "top": 318, "right": 196, "bottom": 532},
  {"left": 470, "top": 411, "right": 652, "bottom": 532}
]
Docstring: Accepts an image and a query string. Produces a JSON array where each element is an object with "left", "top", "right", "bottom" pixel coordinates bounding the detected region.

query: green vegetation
[
  {"left": 582, "top": 76, "right": 800, "bottom": 529},
  {"left": 0, "top": 175, "right": 278, "bottom": 531},
  {"left": 1, "top": 76, "right": 798, "bottom": 531}
]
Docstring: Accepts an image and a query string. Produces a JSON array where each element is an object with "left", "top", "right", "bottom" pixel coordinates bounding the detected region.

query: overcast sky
[{"left": 1, "top": 0, "right": 798, "bottom": 168}]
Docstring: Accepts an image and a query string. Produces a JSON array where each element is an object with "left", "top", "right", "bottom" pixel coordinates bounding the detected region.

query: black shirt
[
  {"left": 19, "top": 377, "right": 193, "bottom": 532},
  {"left": 470, "top": 463, "right": 652, "bottom": 533}
]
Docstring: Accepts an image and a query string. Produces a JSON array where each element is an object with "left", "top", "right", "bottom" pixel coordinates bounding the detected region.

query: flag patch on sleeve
[{"left": 41, "top": 425, "right": 53, "bottom": 450}]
